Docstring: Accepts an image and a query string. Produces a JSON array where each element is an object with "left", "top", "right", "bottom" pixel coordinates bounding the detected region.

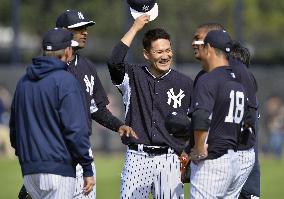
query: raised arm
[
  {"left": 107, "top": 14, "right": 150, "bottom": 85},
  {"left": 121, "top": 14, "right": 150, "bottom": 47}
]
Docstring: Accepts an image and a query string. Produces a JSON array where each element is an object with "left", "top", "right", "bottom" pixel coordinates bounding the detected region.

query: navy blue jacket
[{"left": 9, "top": 56, "right": 93, "bottom": 178}]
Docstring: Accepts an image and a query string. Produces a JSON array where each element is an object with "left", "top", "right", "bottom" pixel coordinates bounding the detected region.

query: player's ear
[
  {"left": 63, "top": 47, "right": 72, "bottom": 62},
  {"left": 143, "top": 49, "right": 150, "bottom": 60},
  {"left": 205, "top": 43, "right": 211, "bottom": 55}
]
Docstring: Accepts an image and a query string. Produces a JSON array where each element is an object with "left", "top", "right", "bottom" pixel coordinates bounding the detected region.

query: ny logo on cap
[
  {"left": 167, "top": 88, "right": 185, "bottom": 108},
  {"left": 142, "top": 5, "right": 149, "bottom": 11},
  {"left": 78, "top": 12, "right": 85, "bottom": 20}
]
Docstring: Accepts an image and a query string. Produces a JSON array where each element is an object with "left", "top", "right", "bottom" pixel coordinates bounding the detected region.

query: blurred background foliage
[
  {"left": 0, "top": 0, "right": 283, "bottom": 65},
  {"left": 1, "top": 3, "right": 284, "bottom": 197}
]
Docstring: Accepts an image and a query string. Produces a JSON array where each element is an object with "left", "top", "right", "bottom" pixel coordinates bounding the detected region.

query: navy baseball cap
[
  {"left": 56, "top": 10, "right": 95, "bottom": 29},
  {"left": 204, "top": 30, "right": 233, "bottom": 53},
  {"left": 165, "top": 112, "right": 191, "bottom": 138},
  {"left": 127, "top": 0, "right": 158, "bottom": 21},
  {"left": 42, "top": 28, "right": 79, "bottom": 51}
]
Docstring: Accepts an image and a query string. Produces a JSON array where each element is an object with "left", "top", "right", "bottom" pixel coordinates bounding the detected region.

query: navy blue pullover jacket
[{"left": 9, "top": 56, "right": 93, "bottom": 177}]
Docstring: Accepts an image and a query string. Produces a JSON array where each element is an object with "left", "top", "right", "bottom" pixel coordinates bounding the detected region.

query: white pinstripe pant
[
  {"left": 120, "top": 148, "right": 184, "bottom": 199},
  {"left": 190, "top": 150, "right": 240, "bottom": 199},
  {"left": 24, "top": 174, "right": 75, "bottom": 199},
  {"left": 226, "top": 148, "right": 255, "bottom": 198},
  {"left": 73, "top": 162, "right": 96, "bottom": 199}
]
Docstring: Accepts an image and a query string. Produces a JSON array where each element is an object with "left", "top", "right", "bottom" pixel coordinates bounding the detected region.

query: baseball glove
[
  {"left": 18, "top": 185, "right": 31, "bottom": 199},
  {"left": 180, "top": 154, "right": 191, "bottom": 183}
]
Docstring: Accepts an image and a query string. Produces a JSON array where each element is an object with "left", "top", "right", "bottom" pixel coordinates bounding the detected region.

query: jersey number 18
[{"left": 225, "top": 90, "right": 245, "bottom": 124}]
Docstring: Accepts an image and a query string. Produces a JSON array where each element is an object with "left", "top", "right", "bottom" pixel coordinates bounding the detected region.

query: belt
[{"left": 128, "top": 144, "right": 171, "bottom": 155}]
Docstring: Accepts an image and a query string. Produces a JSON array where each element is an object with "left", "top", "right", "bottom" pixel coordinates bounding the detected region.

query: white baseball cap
[{"left": 127, "top": 0, "right": 159, "bottom": 21}]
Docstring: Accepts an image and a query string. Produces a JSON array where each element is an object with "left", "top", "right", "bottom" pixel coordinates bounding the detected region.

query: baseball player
[
  {"left": 191, "top": 23, "right": 259, "bottom": 198},
  {"left": 10, "top": 28, "right": 95, "bottom": 199},
  {"left": 189, "top": 30, "right": 247, "bottom": 198},
  {"left": 18, "top": 10, "right": 137, "bottom": 199},
  {"left": 57, "top": 10, "right": 137, "bottom": 199},
  {"left": 107, "top": 15, "right": 193, "bottom": 199},
  {"left": 230, "top": 44, "right": 260, "bottom": 199}
]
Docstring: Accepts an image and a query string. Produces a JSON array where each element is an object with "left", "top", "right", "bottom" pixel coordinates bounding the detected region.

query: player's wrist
[{"left": 190, "top": 146, "right": 207, "bottom": 161}]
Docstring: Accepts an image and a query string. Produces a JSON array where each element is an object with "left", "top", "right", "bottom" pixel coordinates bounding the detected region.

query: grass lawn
[{"left": 0, "top": 154, "right": 283, "bottom": 198}]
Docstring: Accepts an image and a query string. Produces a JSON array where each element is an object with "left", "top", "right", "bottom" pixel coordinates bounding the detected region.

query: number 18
[{"left": 225, "top": 90, "right": 245, "bottom": 124}]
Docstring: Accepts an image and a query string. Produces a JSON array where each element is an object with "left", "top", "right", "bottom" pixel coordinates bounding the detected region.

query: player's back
[{"left": 194, "top": 66, "right": 247, "bottom": 159}]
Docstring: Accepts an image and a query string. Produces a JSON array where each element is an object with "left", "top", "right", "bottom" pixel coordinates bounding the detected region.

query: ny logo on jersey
[
  {"left": 142, "top": 5, "right": 150, "bottom": 11},
  {"left": 78, "top": 12, "right": 84, "bottom": 20},
  {"left": 167, "top": 88, "right": 185, "bottom": 108},
  {"left": 84, "top": 75, "right": 94, "bottom": 96},
  {"left": 230, "top": 72, "right": 236, "bottom": 78}
]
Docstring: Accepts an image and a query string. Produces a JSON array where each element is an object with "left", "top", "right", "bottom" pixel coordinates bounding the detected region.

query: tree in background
[{"left": 0, "top": 0, "right": 283, "bottom": 64}]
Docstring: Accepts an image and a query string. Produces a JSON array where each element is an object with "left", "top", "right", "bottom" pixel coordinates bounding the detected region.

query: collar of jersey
[
  {"left": 67, "top": 54, "right": 78, "bottom": 67},
  {"left": 144, "top": 66, "right": 172, "bottom": 79}
]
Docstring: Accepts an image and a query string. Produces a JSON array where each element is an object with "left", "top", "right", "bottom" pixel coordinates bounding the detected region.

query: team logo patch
[
  {"left": 78, "top": 12, "right": 84, "bottom": 19},
  {"left": 84, "top": 75, "right": 94, "bottom": 96},
  {"left": 142, "top": 5, "right": 150, "bottom": 11},
  {"left": 167, "top": 88, "right": 185, "bottom": 108}
]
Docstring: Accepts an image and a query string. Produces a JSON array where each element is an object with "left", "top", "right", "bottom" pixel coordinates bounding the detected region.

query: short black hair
[
  {"left": 230, "top": 41, "right": 251, "bottom": 67},
  {"left": 142, "top": 28, "right": 171, "bottom": 51},
  {"left": 198, "top": 22, "right": 225, "bottom": 32}
]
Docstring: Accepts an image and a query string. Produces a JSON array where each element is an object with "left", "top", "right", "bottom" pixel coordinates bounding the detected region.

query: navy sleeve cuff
[{"left": 82, "top": 164, "right": 94, "bottom": 177}]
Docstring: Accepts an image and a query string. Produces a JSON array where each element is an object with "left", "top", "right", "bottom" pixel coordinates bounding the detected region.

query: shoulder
[
  {"left": 131, "top": 64, "right": 147, "bottom": 70},
  {"left": 198, "top": 70, "right": 216, "bottom": 82},
  {"left": 170, "top": 69, "right": 193, "bottom": 84},
  {"left": 229, "top": 58, "right": 250, "bottom": 77},
  {"left": 127, "top": 64, "right": 149, "bottom": 75},
  {"left": 79, "top": 55, "right": 93, "bottom": 65},
  {"left": 195, "top": 70, "right": 220, "bottom": 91},
  {"left": 53, "top": 70, "right": 78, "bottom": 83},
  {"left": 77, "top": 54, "right": 98, "bottom": 71}
]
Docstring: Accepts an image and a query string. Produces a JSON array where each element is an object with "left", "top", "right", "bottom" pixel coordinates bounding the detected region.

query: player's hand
[
  {"left": 83, "top": 176, "right": 95, "bottom": 195},
  {"left": 132, "top": 14, "right": 150, "bottom": 32},
  {"left": 190, "top": 144, "right": 208, "bottom": 163},
  {"left": 118, "top": 125, "right": 139, "bottom": 139}
]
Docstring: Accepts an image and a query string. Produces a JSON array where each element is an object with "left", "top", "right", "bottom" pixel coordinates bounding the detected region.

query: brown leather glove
[{"left": 180, "top": 154, "right": 191, "bottom": 183}]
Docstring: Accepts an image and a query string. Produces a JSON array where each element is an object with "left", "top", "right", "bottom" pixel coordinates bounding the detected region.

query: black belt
[{"left": 128, "top": 144, "right": 170, "bottom": 155}]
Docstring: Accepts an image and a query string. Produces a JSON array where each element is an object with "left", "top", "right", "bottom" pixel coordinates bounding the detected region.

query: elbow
[{"left": 192, "top": 109, "right": 211, "bottom": 131}]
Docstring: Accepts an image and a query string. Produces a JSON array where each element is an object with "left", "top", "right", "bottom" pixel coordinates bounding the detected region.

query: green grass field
[{"left": 0, "top": 154, "right": 283, "bottom": 198}]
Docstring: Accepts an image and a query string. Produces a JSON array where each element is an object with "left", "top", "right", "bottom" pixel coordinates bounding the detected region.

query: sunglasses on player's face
[{"left": 192, "top": 40, "right": 204, "bottom": 46}]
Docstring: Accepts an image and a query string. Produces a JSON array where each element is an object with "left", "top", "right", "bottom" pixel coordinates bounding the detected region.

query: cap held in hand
[
  {"left": 165, "top": 112, "right": 191, "bottom": 138},
  {"left": 127, "top": 0, "right": 159, "bottom": 21}
]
